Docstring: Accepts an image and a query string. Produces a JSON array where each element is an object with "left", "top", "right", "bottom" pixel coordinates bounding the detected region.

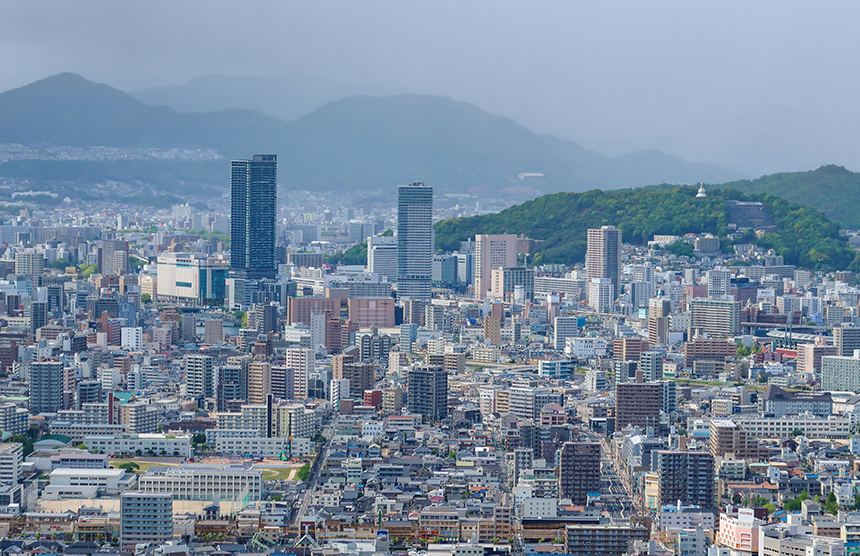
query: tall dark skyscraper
[
  {"left": 397, "top": 182, "right": 433, "bottom": 300},
  {"left": 231, "top": 154, "right": 277, "bottom": 279}
]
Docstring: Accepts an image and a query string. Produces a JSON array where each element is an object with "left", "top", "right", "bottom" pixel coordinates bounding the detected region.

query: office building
[
  {"left": 157, "top": 252, "right": 230, "bottom": 305},
  {"left": 231, "top": 154, "right": 277, "bottom": 279},
  {"left": 586, "top": 225, "right": 622, "bottom": 295},
  {"left": 558, "top": 442, "right": 601, "bottom": 504},
  {"left": 490, "top": 266, "right": 535, "bottom": 301},
  {"left": 120, "top": 491, "right": 173, "bottom": 548},
  {"left": 397, "top": 182, "right": 434, "bottom": 300},
  {"left": 407, "top": 365, "right": 448, "bottom": 420},
  {"left": 367, "top": 235, "right": 398, "bottom": 277},
  {"left": 474, "top": 234, "right": 517, "bottom": 299},
  {"left": 655, "top": 450, "right": 715, "bottom": 508},
  {"left": 28, "top": 360, "right": 64, "bottom": 414}
]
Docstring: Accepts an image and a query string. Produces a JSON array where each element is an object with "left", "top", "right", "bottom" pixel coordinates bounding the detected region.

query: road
[
  {"left": 290, "top": 426, "right": 332, "bottom": 527},
  {"left": 579, "top": 428, "right": 636, "bottom": 522}
]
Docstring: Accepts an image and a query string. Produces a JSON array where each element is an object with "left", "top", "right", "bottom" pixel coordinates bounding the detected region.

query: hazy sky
[{"left": 2, "top": 1, "right": 859, "bottom": 176}]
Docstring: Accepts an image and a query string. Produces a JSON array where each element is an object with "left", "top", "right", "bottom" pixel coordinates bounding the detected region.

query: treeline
[{"left": 433, "top": 186, "right": 858, "bottom": 271}]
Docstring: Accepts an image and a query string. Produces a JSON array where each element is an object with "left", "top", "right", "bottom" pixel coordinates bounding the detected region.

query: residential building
[
  {"left": 691, "top": 298, "right": 740, "bottom": 337},
  {"left": 615, "top": 381, "right": 662, "bottom": 432},
  {"left": 655, "top": 450, "right": 715, "bottom": 508},
  {"left": 586, "top": 225, "right": 622, "bottom": 294},
  {"left": 407, "top": 365, "right": 448, "bottom": 421},
  {"left": 29, "top": 360, "right": 64, "bottom": 414},
  {"left": 474, "top": 234, "right": 517, "bottom": 299},
  {"left": 558, "top": 442, "right": 601, "bottom": 505},
  {"left": 120, "top": 491, "right": 173, "bottom": 547}
]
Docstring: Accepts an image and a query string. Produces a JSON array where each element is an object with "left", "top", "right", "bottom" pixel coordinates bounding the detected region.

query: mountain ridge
[{"left": 0, "top": 73, "right": 746, "bottom": 195}]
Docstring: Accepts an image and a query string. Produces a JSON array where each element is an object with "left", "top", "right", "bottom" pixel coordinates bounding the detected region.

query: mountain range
[{"left": 0, "top": 73, "right": 745, "bottom": 196}]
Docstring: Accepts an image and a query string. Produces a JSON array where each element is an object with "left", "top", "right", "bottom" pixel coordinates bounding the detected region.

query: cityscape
[{"left": 3, "top": 3, "right": 860, "bottom": 556}]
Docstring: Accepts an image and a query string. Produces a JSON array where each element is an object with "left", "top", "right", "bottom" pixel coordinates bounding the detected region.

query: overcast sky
[{"left": 2, "top": 1, "right": 859, "bottom": 176}]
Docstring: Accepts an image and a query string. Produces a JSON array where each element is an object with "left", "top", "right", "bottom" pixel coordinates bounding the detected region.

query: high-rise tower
[
  {"left": 231, "top": 154, "right": 277, "bottom": 279},
  {"left": 586, "top": 225, "right": 622, "bottom": 295},
  {"left": 397, "top": 182, "right": 434, "bottom": 300}
]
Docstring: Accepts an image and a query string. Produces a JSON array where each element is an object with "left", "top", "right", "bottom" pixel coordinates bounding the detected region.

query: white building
[
  {"left": 330, "top": 379, "right": 350, "bottom": 407},
  {"left": 588, "top": 278, "right": 614, "bottom": 313},
  {"left": 367, "top": 236, "right": 398, "bottom": 278},
  {"left": 138, "top": 465, "right": 263, "bottom": 501},
  {"left": 522, "top": 497, "right": 558, "bottom": 519},
  {"left": 659, "top": 503, "right": 716, "bottom": 532},
  {"left": 120, "top": 327, "right": 143, "bottom": 351},
  {"left": 735, "top": 414, "right": 850, "bottom": 439},
  {"left": 83, "top": 433, "right": 192, "bottom": 458},
  {"left": 214, "top": 436, "right": 311, "bottom": 458},
  {"left": 565, "top": 337, "right": 609, "bottom": 358},
  {"left": 155, "top": 252, "right": 229, "bottom": 304},
  {"left": 43, "top": 468, "right": 136, "bottom": 500}
]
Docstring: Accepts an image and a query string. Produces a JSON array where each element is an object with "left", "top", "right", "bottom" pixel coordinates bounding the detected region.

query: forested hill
[
  {"left": 721, "top": 165, "right": 860, "bottom": 229},
  {"left": 433, "top": 186, "right": 857, "bottom": 271}
]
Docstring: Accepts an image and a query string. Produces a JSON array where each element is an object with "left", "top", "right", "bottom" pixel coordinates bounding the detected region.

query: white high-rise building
[
  {"left": 707, "top": 268, "right": 732, "bottom": 299},
  {"left": 120, "top": 327, "right": 143, "bottom": 351},
  {"left": 397, "top": 183, "right": 434, "bottom": 300},
  {"left": 474, "top": 234, "right": 518, "bottom": 299},
  {"left": 284, "top": 348, "right": 313, "bottom": 399},
  {"left": 330, "top": 379, "right": 350, "bottom": 407},
  {"left": 368, "top": 236, "right": 398, "bottom": 278},
  {"left": 588, "top": 278, "right": 614, "bottom": 314},
  {"left": 586, "top": 226, "right": 621, "bottom": 297},
  {"left": 184, "top": 354, "right": 215, "bottom": 400}
]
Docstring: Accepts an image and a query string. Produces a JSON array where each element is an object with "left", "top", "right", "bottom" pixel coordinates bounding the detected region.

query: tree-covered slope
[
  {"left": 434, "top": 186, "right": 857, "bottom": 271},
  {"left": 720, "top": 164, "right": 860, "bottom": 229}
]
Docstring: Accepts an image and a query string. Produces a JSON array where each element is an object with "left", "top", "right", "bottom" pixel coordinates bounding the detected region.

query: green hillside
[
  {"left": 0, "top": 74, "right": 743, "bottom": 196},
  {"left": 434, "top": 186, "right": 857, "bottom": 271},
  {"left": 720, "top": 165, "right": 860, "bottom": 229}
]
